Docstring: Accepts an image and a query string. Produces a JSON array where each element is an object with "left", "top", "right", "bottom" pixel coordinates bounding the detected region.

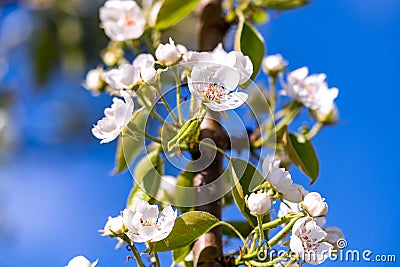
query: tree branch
[{"left": 192, "top": 1, "right": 230, "bottom": 266}]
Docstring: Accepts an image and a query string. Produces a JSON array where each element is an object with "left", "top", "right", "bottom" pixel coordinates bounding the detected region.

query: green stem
[
  {"left": 197, "top": 138, "right": 231, "bottom": 160},
  {"left": 305, "top": 122, "right": 323, "bottom": 140},
  {"left": 197, "top": 104, "right": 208, "bottom": 123},
  {"left": 155, "top": 80, "right": 179, "bottom": 125},
  {"left": 122, "top": 235, "right": 145, "bottom": 267},
  {"left": 189, "top": 94, "right": 196, "bottom": 118},
  {"left": 253, "top": 213, "right": 298, "bottom": 233},
  {"left": 172, "top": 68, "right": 184, "bottom": 125},
  {"left": 247, "top": 251, "right": 290, "bottom": 266},
  {"left": 136, "top": 91, "right": 167, "bottom": 125},
  {"left": 269, "top": 76, "right": 276, "bottom": 114},
  {"left": 124, "top": 124, "right": 161, "bottom": 144},
  {"left": 250, "top": 232, "right": 258, "bottom": 253},
  {"left": 267, "top": 214, "right": 303, "bottom": 248},
  {"left": 238, "top": 214, "right": 304, "bottom": 264},
  {"left": 257, "top": 215, "right": 264, "bottom": 248},
  {"left": 218, "top": 221, "right": 246, "bottom": 244},
  {"left": 152, "top": 251, "right": 161, "bottom": 267},
  {"left": 253, "top": 102, "right": 301, "bottom": 148},
  {"left": 274, "top": 102, "right": 301, "bottom": 133}
]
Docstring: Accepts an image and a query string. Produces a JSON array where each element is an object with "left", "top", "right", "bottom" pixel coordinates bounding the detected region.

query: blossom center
[
  {"left": 124, "top": 14, "right": 136, "bottom": 27},
  {"left": 199, "top": 82, "right": 227, "bottom": 103}
]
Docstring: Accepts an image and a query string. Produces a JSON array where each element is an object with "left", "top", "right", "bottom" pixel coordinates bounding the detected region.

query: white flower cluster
[
  {"left": 263, "top": 154, "right": 306, "bottom": 202},
  {"left": 89, "top": 33, "right": 254, "bottom": 142},
  {"left": 262, "top": 53, "right": 339, "bottom": 119},
  {"left": 245, "top": 154, "right": 342, "bottom": 265},
  {"left": 290, "top": 217, "right": 333, "bottom": 265},
  {"left": 100, "top": 0, "right": 146, "bottom": 41},
  {"left": 91, "top": 90, "right": 134, "bottom": 144},
  {"left": 102, "top": 200, "right": 177, "bottom": 243},
  {"left": 283, "top": 66, "right": 339, "bottom": 117}
]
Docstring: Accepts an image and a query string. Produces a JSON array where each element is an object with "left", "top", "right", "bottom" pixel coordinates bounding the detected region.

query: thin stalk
[
  {"left": 247, "top": 251, "right": 290, "bottom": 266},
  {"left": 136, "top": 91, "right": 166, "bottom": 125},
  {"left": 218, "top": 221, "right": 245, "bottom": 244},
  {"left": 249, "top": 232, "right": 258, "bottom": 253},
  {"left": 197, "top": 138, "right": 231, "bottom": 160},
  {"left": 130, "top": 244, "right": 145, "bottom": 267},
  {"left": 257, "top": 215, "right": 264, "bottom": 248},
  {"left": 155, "top": 80, "right": 179, "bottom": 124},
  {"left": 152, "top": 251, "right": 161, "bottom": 267},
  {"left": 190, "top": 94, "right": 196, "bottom": 117},
  {"left": 267, "top": 214, "right": 303, "bottom": 248},
  {"left": 305, "top": 122, "right": 323, "bottom": 140},
  {"left": 269, "top": 76, "right": 276, "bottom": 113},
  {"left": 121, "top": 235, "right": 145, "bottom": 267},
  {"left": 172, "top": 68, "right": 184, "bottom": 125},
  {"left": 124, "top": 125, "right": 161, "bottom": 144}
]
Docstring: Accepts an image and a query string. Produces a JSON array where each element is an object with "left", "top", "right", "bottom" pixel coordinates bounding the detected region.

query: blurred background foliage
[{"left": 0, "top": 0, "right": 109, "bottom": 152}]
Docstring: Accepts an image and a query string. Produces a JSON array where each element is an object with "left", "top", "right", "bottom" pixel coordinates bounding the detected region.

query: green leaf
[
  {"left": 155, "top": 0, "right": 200, "bottom": 30},
  {"left": 223, "top": 158, "right": 264, "bottom": 227},
  {"left": 176, "top": 169, "right": 195, "bottom": 213},
  {"left": 126, "top": 184, "right": 151, "bottom": 210},
  {"left": 151, "top": 211, "right": 219, "bottom": 252},
  {"left": 113, "top": 108, "right": 148, "bottom": 174},
  {"left": 172, "top": 245, "right": 192, "bottom": 266},
  {"left": 236, "top": 22, "right": 265, "bottom": 82},
  {"left": 222, "top": 221, "right": 252, "bottom": 238},
  {"left": 126, "top": 146, "right": 163, "bottom": 209},
  {"left": 282, "top": 128, "right": 319, "bottom": 183}
]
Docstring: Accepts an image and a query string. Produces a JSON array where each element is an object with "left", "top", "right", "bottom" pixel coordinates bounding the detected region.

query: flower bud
[
  {"left": 140, "top": 67, "right": 157, "bottom": 84},
  {"left": 102, "top": 47, "right": 124, "bottom": 66},
  {"left": 246, "top": 192, "right": 271, "bottom": 216},
  {"left": 65, "top": 256, "right": 98, "bottom": 267},
  {"left": 302, "top": 192, "right": 328, "bottom": 217},
  {"left": 316, "top": 104, "right": 339, "bottom": 125},
  {"left": 102, "top": 215, "right": 124, "bottom": 237},
  {"left": 84, "top": 67, "right": 104, "bottom": 93},
  {"left": 155, "top": 38, "right": 182, "bottom": 66},
  {"left": 262, "top": 54, "right": 287, "bottom": 76}
]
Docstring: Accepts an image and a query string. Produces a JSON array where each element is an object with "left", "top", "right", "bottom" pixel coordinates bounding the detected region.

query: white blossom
[
  {"left": 92, "top": 90, "right": 134, "bottom": 144},
  {"left": 183, "top": 43, "right": 253, "bottom": 85},
  {"left": 262, "top": 54, "right": 287, "bottom": 74},
  {"left": 133, "top": 53, "right": 157, "bottom": 84},
  {"left": 65, "top": 256, "right": 98, "bottom": 267},
  {"left": 100, "top": 0, "right": 146, "bottom": 41},
  {"left": 102, "top": 215, "right": 124, "bottom": 237},
  {"left": 262, "top": 155, "right": 304, "bottom": 202},
  {"left": 283, "top": 67, "right": 338, "bottom": 115},
  {"left": 290, "top": 217, "right": 333, "bottom": 265},
  {"left": 188, "top": 65, "right": 247, "bottom": 111},
  {"left": 302, "top": 192, "right": 328, "bottom": 217},
  {"left": 246, "top": 192, "right": 271, "bottom": 215},
  {"left": 123, "top": 200, "right": 177, "bottom": 242},
  {"left": 155, "top": 38, "right": 184, "bottom": 66},
  {"left": 278, "top": 199, "right": 327, "bottom": 227},
  {"left": 84, "top": 67, "right": 104, "bottom": 92},
  {"left": 103, "top": 64, "right": 141, "bottom": 89},
  {"left": 224, "top": 50, "right": 253, "bottom": 85}
]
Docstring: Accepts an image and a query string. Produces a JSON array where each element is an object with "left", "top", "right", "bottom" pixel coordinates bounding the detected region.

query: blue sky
[{"left": 0, "top": 0, "right": 399, "bottom": 266}]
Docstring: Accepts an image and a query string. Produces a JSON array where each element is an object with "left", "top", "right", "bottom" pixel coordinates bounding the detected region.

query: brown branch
[{"left": 192, "top": 1, "right": 230, "bottom": 266}]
